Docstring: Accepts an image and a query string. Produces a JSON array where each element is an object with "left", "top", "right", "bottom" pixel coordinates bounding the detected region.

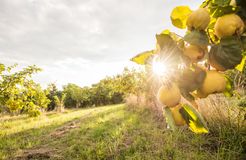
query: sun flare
[{"left": 152, "top": 60, "right": 167, "bottom": 76}]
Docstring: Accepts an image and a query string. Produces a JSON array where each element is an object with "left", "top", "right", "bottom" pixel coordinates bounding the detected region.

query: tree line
[{"left": 0, "top": 64, "right": 146, "bottom": 116}]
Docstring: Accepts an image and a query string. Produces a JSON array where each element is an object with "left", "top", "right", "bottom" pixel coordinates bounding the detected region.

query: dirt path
[{"left": 14, "top": 110, "right": 97, "bottom": 160}]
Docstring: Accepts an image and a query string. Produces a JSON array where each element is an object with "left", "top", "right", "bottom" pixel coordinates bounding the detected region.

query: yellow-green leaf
[
  {"left": 171, "top": 6, "right": 192, "bottom": 29},
  {"left": 164, "top": 107, "right": 177, "bottom": 130},
  {"left": 223, "top": 76, "right": 233, "bottom": 97},
  {"left": 160, "top": 29, "right": 183, "bottom": 43},
  {"left": 161, "top": 29, "right": 171, "bottom": 35},
  {"left": 130, "top": 50, "right": 154, "bottom": 65},
  {"left": 236, "top": 55, "right": 246, "bottom": 72},
  {"left": 156, "top": 34, "right": 174, "bottom": 50},
  {"left": 180, "top": 104, "right": 209, "bottom": 134}
]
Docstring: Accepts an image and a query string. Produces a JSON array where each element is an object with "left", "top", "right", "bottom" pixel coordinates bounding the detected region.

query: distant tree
[
  {"left": 54, "top": 93, "right": 66, "bottom": 112},
  {"left": 117, "top": 68, "right": 147, "bottom": 100},
  {"left": 80, "top": 87, "right": 91, "bottom": 107},
  {"left": 63, "top": 83, "right": 83, "bottom": 108},
  {"left": 46, "top": 83, "right": 60, "bottom": 111},
  {"left": 61, "top": 68, "right": 145, "bottom": 108}
]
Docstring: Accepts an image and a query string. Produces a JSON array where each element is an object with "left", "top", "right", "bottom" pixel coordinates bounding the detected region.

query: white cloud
[
  {"left": 32, "top": 58, "right": 138, "bottom": 89},
  {"left": 0, "top": 0, "right": 203, "bottom": 88}
]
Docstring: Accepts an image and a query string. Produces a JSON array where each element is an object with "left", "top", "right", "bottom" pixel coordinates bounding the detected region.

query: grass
[{"left": 0, "top": 104, "right": 245, "bottom": 160}]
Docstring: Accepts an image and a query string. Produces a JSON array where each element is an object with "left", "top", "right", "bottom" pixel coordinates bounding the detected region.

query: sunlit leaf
[
  {"left": 210, "top": 5, "right": 238, "bottom": 18},
  {"left": 200, "top": 0, "right": 212, "bottom": 8},
  {"left": 212, "top": 0, "right": 231, "bottom": 6},
  {"left": 236, "top": 55, "right": 246, "bottom": 72},
  {"left": 170, "top": 6, "right": 192, "bottom": 29},
  {"left": 161, "top": 29, "right": 171, "bottom": 35},
  {"left": 180, "top": 104, "right": 209, "bottom": 134},
  {"left": 130, "top": 50, "right": 154, "bottom": 65},
  {"left": 156, "top": 34, "right": 175, "bottom": 50},
  {"left": 223, "top": 76, "right": 233, "bottom": 97},
  {"left": 155, "top": 33, "right": 183, "bottom": 65},
  {"left": 164, "top": 107, "right": 177, "bottom": 130}
]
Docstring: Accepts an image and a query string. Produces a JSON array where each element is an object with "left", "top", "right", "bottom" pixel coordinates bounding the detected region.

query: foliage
[
  {"left": 62, "top": 68, "right": 146, "bottom": 108},
  {"left": 0, "top": 64, "right": 49, "bottom": 116},
  {"left": 46, "top": 83, "right": 61, "bottom": 111},
  {"left": 54, "top": 93, "right": 66, "bottom": 112},
  {"left": 171, "top": 6, "right": 192, "bottom": 29},
  {"left": 131, "top": 0, "right": 246, "bottom": 133},
  {"left": 63, "top": 83, "right": 84, "bottom": 108},
  {"left": 226, "top": 63, "right": 246, "bottom": 90}
]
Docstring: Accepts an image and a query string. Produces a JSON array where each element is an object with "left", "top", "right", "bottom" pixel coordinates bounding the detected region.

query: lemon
[
  {"left": 183, "top": 45, "right": 206, "bottom": 62},
  {"left": 197, "top": 70, "right": 227, "bottom": 97},
  {"left": 214, "top": 14, "right": 244, "bottom": 38},
  {"left": 186, "top": 8, "right": 210, "bottom": 30},
  {"left": 158, "top": 83, "right": 181, "bottom": 107}
]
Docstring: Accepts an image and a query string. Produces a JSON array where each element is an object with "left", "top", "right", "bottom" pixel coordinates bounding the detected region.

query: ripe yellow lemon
[
  {"left": 158, "top": 83, "right": 181, "bottom": 107},
  {"left": 198, "top": 70, "right": 227, "bottom": 97},
  {"left": 186, "top": 8, "right": 210, "bottom": 30},
  {"left": 214, "top": 14, "right": 244, "bottom": 38},
  {"left": 170, "top": 104, "right": 186, "bottom": 126},
  {"left": 183, "top": 45, "right": 206, "bottom": 62}
]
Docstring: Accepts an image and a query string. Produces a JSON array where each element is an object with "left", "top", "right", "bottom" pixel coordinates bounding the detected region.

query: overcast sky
[{"left": 0, "top": 0, "right": 203, "bottom": 89}]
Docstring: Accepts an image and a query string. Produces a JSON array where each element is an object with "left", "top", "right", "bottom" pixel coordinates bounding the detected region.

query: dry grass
[
  {"left": 197, "top": 94, "right": 245, "bottom": 128},
  {"left": 125, "top": 94, "right": 147, "bottom": 108}
]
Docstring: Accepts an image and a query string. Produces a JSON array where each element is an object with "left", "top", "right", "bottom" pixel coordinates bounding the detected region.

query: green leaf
[
  {"left": 200, "top": 0, "right": 212, "bottom": 8},
  {"left": 209, "top": 36, "right": 243, "bottom": 70},
  {"left": 164, "top": 107, "right": 177, "bottom": 130},
  {"left": 210, "top": 5, "right": 238, "bottom": 18},
  {"left": 180, "top": 104, "right": 209, "bottom": 134},
  {"left": 212, "top": 0, "right": 231, "bottom": 6},
  {"left": 241, "top": 35, "right": 246, "bottom": 51},
  {"left": 223, "top": 76, "right": 233, "bottom": 97},
  {"left": 170, "top": 6, "right": 192, "bottom": 29},
  {"left": 184, "top": 30, "right": 209, "bottom": 47},
  {"left": 130, "top": 50, "right": 154, "bottom": 65},
  {"left": 236, "top": 0, "right": 246, "bottom": 20}
]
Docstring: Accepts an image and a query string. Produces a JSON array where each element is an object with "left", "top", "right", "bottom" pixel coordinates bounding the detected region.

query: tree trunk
[
  {"left": 57, "top": 105, "right": 64, "bottom": 112},
  {"left": 76, "top": 102, "right": 79, "bottom": 109}
]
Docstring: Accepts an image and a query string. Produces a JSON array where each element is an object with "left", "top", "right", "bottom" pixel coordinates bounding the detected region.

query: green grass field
[{"left": 0, "top": 104, "right": 245, "bottom": 160}]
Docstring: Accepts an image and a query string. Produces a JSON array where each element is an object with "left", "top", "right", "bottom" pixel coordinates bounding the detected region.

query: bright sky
[{"left": 0, "top": 0, "right": 203, "bottom": 89}]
